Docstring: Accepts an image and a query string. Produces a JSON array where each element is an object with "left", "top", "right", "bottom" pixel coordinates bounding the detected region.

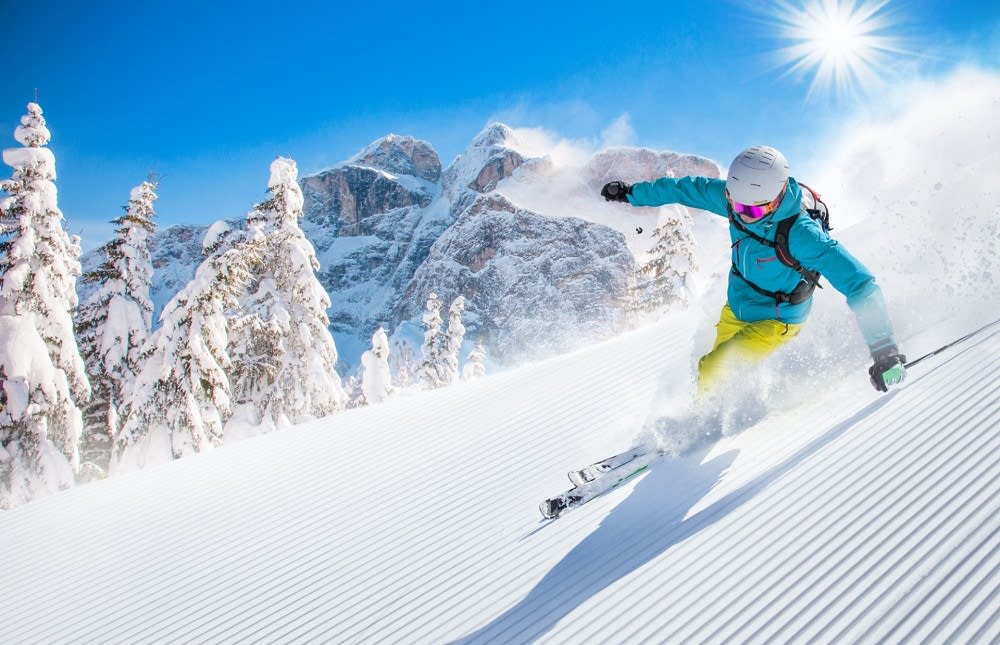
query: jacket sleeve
[
  {"left": 627, "top": 176, "right": 729, "bottom": 217},
  {"left": 790, "top": 218, "right": 898, "bottom": 355}
]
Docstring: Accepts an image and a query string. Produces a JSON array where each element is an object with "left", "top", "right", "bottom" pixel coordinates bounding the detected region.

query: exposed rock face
[
  {"left": 352, "top": 134, "right": 441, "bottom": 183},
  {"left": 396, "top": 194, "right": 634, "bottom": 360},
  {"left": 469, "top": 149, "right": 524, "bottom": 193},
  {"left": 299, "top": 136, "right": 449, "bottom": 336},
  {"left": 311, "top": 199, "right": 452, "bottom": 335},
  {"left": 301, "top": 165, "right": 437, "bottom": 236},
  {"left": 300, "top": 134, "right": 442, "bottom": 238},
  {"left": 443, "top": 123, "right": 526, "bottom": 216}
]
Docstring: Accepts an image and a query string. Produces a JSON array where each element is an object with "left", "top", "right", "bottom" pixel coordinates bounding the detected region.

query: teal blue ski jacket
[{"left": 628, "top": 175, "right": 897, "bottom": 355}]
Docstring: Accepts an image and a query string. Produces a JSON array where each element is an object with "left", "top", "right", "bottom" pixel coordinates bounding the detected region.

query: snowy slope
[{"left": 2, "top": 309, "right": 998, "bottom": 644}]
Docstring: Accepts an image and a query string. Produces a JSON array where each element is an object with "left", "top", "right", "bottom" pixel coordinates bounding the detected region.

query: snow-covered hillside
[{"left": 2, "top": 306, "right": 998, "bottom": 643}]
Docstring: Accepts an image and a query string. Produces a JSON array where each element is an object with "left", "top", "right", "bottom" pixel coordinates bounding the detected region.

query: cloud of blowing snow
[
  {"left": 498, "top": 114, "right": 674, "bottom": 263},
  {"left": 807, "top": 66, "right": 1000, "bottom": 333},
  {"left": 503, "top": 113, "right": 638, "bottom": 167}
]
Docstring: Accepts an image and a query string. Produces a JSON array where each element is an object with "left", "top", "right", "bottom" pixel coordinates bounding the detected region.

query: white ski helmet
[{"left": 726, "top": 145, "right": 790, "bottom": 206}]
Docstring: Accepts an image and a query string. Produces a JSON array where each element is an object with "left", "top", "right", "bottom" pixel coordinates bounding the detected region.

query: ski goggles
[{"left": 728, "top": 183, "right": 787, "bottom": 220}]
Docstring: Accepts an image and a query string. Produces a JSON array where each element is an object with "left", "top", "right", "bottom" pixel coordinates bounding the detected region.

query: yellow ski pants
[{"left": 697, "top": 304, "right": 803, "bottom": 396}]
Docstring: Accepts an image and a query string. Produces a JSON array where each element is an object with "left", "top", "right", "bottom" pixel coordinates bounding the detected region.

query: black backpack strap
[
  {"left": 728, "top": 210, "right": 822, "bottom": 306},
  {"left": 774, "top": 216, "right": 802, "bottom": 271},
  {"left": 730, "top": 264, "right": 818, "bottom": 306},
  {"left": 728, "top": 207, "right": 775, "bottom": 248},
  {"left": 775, "top": 215, "right": 823, "bottom": 290},
  {"left": 730, "top": 264, "right": 792, "bottom": 304}
]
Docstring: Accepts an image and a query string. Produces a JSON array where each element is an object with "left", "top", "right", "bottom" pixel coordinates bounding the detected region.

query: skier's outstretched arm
[{"left": 601, "top": 176, "right": 728, "bottom": 217}]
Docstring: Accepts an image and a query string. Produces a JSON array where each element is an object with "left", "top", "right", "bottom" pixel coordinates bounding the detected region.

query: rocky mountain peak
[
  {"left": 348, "top": 134, "right": 442, "bottom": 183},
  {"left": 443, "top": 122, "right": 527, "bottom": 213},
  {"left": 301, "top": 133, "right": 442, "bottom": 236},
  {"left": 469, "top": 122, "right": 516, "bottom": 149}
]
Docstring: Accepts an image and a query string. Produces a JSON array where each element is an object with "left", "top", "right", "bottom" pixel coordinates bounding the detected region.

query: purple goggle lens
[
  {"left": 729, "top": 182, "right": 787, "bottom": 220},
  {"left": 731, "top": 201, "right": 771, "bottom": 219}
]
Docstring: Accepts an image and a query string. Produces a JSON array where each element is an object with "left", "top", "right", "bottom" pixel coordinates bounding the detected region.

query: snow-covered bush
[
  {"left": 444, "top": 296, "right": 465, "bottom": 385},
  {"left": 343, "top": 376, "right": 365, "bottom": 409},
  {"left": 462, "top": 341, "right": 487, "bottom": 380},
  {"left": 76, "top": 180, "right": 156, "bottom": 475},
  {"left": 361, "top": 327, "right": 393, "bottom": 405},
  {"left": 418, "top": 293, "right": 447, "bottom": 388},
  {"left": 443, "top": 296, "right": 466, "bottom": 384},
  {"left": 418, "top": 293, "right": 470, "bottom": 388},
  {"left": 393, "top": 340, "right": 417, "bottom": 389},
  {"left": 0, "top": 102, "right": 89, "bottom": 507},
  {"left": 632, "top": 207, "right": 697, "bottom": 312}
]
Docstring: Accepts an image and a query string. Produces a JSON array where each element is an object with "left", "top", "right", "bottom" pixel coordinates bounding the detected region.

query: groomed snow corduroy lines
[
  {"left": 1, "top": 324, "right": 996, "bottom": 644},
  {"left": 550, "top": 333, "right": 1000, "bottom": 644}
]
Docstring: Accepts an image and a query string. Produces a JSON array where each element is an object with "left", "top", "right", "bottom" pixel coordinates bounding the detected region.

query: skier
[{"left": 602, "top": 145, "right": 906, "bottom": 395}]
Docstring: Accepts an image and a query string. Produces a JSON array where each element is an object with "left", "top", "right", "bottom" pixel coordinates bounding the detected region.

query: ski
[
  {"left": 567, "top": 445, "right": 648, "bottom": 486},
  {"left": 540, "top": 451, "right": 662, "bottom": 520}
]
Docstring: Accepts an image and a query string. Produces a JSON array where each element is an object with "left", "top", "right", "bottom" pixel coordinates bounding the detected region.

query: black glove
[
  {"left": 869, "top": 346, "right": 907, "bottom": 392},
  {"left": 601, "top": 181, "right": 632, "bottom": 203}
]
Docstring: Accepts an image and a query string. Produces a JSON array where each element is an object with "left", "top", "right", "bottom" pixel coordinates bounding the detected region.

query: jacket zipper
[{"left": 735, "top": 237, "right": 786, "bottom": 320}]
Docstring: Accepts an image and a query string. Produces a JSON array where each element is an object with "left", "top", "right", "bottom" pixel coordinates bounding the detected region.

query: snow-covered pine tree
[
  {"left": 76, "top": 180, "right": 157, "bottom": 476},
  {"left": 226, "top": 157, "right": 344, "bottom": 435},
  {"left": 418, "top": 293, "right": 448, "bottom": 389},
  {"left": 114, "top": 222, "right": 260, "bottom": 471},
  {"left": 631, "top": 207, "right": 698, "bottom": 312},
  {"left": 361, "top": 327, "right": 393, "bottom": 405},
  {"left": 443, "top": 296, "right": 466, "bottom": 385},
  {"left": 343, "top": 376, "right": 365, "bottom": 409},
  {"left": 462, "top": 341, "right": 487, "bottom": 381},
  {"left": 0, "top": 102, "right": 90, "bottom": 507},
  {"left": 392, "top": 340, "right": 416, "bottom": 389}
]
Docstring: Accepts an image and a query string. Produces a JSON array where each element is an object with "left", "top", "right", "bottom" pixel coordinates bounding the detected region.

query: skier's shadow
[{"left": 456, "top": 394, "right": 895, "bottom": 644}]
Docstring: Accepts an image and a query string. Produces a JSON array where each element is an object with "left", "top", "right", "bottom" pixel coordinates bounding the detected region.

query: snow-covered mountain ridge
[
  {"left": 80, "top": 124, "right": 721, "bottom": 370},
  {"left": 3, "top": 308, "right": 997, "bottom": 643}
]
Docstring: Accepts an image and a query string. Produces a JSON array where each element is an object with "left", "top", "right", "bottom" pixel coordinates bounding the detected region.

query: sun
[{"left": 771, "top": 0, "right": 905, "bottom": 100}]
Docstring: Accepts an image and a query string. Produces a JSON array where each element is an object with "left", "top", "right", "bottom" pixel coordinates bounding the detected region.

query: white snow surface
[{"left": 2, "top": 306, "right": 998, "bottom": 643}]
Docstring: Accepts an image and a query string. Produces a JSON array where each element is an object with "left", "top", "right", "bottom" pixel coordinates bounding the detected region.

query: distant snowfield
[{"left": 3, "top": 307, "right": 998, "bottom": 643}]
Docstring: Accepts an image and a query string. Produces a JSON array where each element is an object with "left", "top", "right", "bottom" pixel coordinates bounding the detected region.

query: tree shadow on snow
[{"left": 455, "top": 393, "right": 896, "bottom": 644}]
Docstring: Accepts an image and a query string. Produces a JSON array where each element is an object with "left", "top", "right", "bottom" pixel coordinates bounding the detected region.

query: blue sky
[{"left": 2, "top": 0, "right": 998, "bottom": 249}]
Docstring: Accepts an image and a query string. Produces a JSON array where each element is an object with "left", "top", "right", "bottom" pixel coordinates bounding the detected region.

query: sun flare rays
[{"left": 770, "top": 0, "right": 907, "bottom": 100}]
